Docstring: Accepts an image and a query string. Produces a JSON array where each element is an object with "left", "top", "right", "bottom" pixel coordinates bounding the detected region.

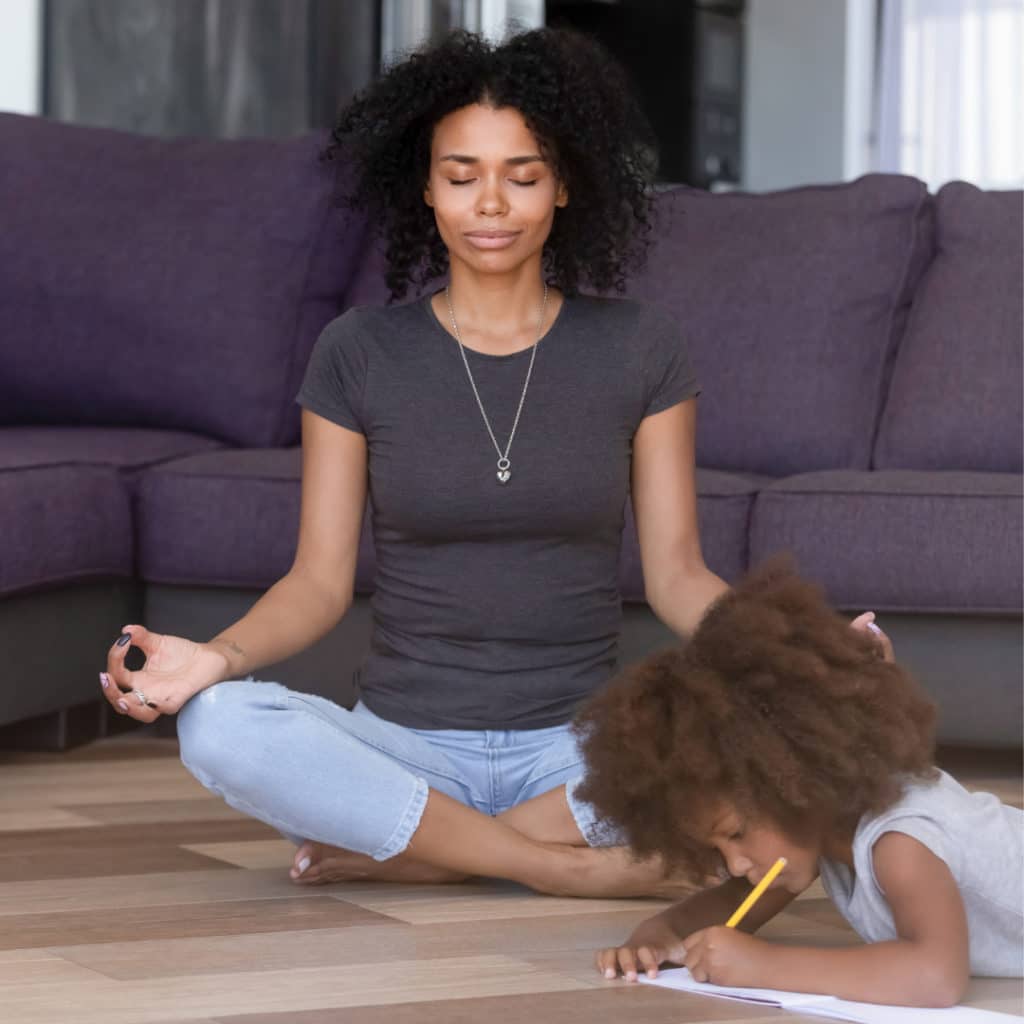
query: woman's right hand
[{"left": 100, "top": 625, "right": 232, "bottom": 722}]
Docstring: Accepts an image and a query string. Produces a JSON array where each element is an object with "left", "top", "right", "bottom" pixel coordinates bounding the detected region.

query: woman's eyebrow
[{"left": 439, "top": 154, "right": 545, "bottom": 165}]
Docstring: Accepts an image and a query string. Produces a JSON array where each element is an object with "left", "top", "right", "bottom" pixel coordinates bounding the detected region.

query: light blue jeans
[{"left": 177, "top": 679, "right": 614, "bottom": 861}]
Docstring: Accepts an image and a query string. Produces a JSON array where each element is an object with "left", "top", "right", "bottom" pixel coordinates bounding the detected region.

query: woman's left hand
[
  {"left": 681, "top": 926, "right": 774, "bottom": 988},
  {"left": 850, "top": 611, "right": 894, "bottom": 661}
]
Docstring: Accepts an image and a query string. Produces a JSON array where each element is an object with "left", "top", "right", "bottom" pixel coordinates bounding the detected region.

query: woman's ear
[
  {"left": 423, "top": 182, "right": 434, "bottom": 208},
  {"left": 556, "top": 181, "right": 569, "bottom": 208}
]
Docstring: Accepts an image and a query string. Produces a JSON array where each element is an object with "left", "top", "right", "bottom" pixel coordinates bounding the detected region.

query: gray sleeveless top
[{"left": 819, "top": 770, "right": 1023, "bottom": 976}]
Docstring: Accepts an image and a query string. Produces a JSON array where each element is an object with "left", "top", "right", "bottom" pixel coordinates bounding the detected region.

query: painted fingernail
[
  {"left": 605, "top": 968, "right": 615, "bottom": 979},
  {"left": 297, "top": 856, "right": 311, "bottom": 874},
  {"left": 115, "top": 633, "right": 131, "bottom": 647},
  {"left": 867, "top": 622, "right": 882, "bottom": 635},
  {"left": 117, "top": 700, "right": 129, "bottom": 712},
  {"left": 99, "top": 673, "right": 109, "bottom": 689}
]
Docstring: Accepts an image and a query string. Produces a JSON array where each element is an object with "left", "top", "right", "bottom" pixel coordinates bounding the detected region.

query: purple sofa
[{"left": 2, "top": 112, "right": 1021, "bottom": 748}]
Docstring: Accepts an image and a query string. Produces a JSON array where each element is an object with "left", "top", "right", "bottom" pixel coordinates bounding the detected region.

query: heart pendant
[{"left": 497, "top": 469, "right": 511, "bottom": 484}]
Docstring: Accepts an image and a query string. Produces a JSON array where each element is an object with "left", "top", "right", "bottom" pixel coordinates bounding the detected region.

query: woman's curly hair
[
  {"left": 572, "top": 558, "right": 938, "bottom": 880},
  {"left": 322, "top": 27, "right": 658, "bottom": 300}
]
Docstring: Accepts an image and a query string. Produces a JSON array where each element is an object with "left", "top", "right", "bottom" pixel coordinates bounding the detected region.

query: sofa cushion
[
  {"left": 749, "top": 470, "right": 1022, "bottom": 613},
  {"left": 0, "top": 113, "right": 367, "bottom": 448},
  {"left": 619, "top": 469, "right": 762, "bottom": 602},
  {"left": 0, "top": 427, "right": 224, "bottom": 598},
  {"left": 873, "top": 183, "right": 1023, "bottom": 473},
  {"left": 137, "top": 448, "right": 374, "bottom": 594},
  {"left": 624, "top": 174, "right": 934, "bottom": 476}
]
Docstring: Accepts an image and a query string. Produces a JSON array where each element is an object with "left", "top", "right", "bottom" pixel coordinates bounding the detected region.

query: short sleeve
[
  {"left": 295, "top": 310, "right": 368, "bottom": 434},
  {"left": 641, "top": 306, "right": 701, "bottom": 418}
]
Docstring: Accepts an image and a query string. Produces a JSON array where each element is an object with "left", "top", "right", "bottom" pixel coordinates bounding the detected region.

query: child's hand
[
  {"left": 595, "top": 917, "right": 687, "bottom": 981},
  {"left": 682, "top": 925, "right": 774, "bottom": 988},
  {"left": 850, "top": 611, "right": 895, "bottom": 661}
]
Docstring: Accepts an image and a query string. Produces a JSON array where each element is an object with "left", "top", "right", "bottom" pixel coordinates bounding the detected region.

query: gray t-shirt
[
  {"left": 819, "top": 770, "right": 1024, "bottom": 977},
  {"left": 296, "top": 291, "right": 699, "bottom": 729}
]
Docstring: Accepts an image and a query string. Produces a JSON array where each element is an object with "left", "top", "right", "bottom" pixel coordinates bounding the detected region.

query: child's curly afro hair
[{"left": 573, "top": 558, "right": 938, "bottom": 880}]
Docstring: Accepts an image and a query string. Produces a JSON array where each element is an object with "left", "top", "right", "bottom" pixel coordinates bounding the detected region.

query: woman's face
[{"left": 423, "top": 102, "right": 568, "bottom": 275}]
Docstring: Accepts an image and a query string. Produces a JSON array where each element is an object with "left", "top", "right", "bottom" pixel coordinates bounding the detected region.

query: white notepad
[{"left": 640, "top": 968, "right": 1024, "bottom": 1023}]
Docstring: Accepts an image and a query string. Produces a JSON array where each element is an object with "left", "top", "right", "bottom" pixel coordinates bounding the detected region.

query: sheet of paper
[
  {"left": 639, "top": 967, "right": 830, "bottom": 1007},
  {"left": 640, "top": 968, "right": 1024, "bottom": 1023},
  {"left": 798, "top": 999, "right": 1023, "bottom": 1024}
]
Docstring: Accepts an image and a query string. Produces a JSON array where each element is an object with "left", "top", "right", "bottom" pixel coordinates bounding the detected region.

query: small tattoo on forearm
[{"left": 212, "top": 639, "right": 245, "bottom": 658}]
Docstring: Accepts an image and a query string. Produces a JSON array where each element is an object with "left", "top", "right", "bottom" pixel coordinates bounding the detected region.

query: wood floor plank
[
  {"left": 210, "top": 986, "right": 785, "bottom": 1024},
  {"left": 0, "top": 955, "right": 112, "bottom": 990},
  {"left": 70, "top": 799, "right": 249, "bottom": 825},
  {"left": 0, "top": 818, "right": 277, "bottom": 854},
  {"left": 0, "top": 775, "right": 210, "bottom": 809},
  {"left": 0, "top": 757, "right": 210, "bottom": 810},
  {"left": 181, "top": 839, "right": 295, "bottom": 870},
  {"left": 334, "top": 886, "right": 675, "bottom": 925},
  {"left": 4, "top": 897, "right": 397, "bottom": 952},
  {"left": 0, "top": 948, "right": 63, "bottom": 963},
  {"left": 0, "top": 843, "right": 237, "bottom": 883},
  {"left": 1, "top": 955, "right": 592, "bottom": 1024},
  {"left": 53, "top": 910, "right": 671, "bottom": 979},
  {"left": 0, "top": 867, "right": 320, "bottom": 916},
  {"left": 0, "top": 806, "right": 98, "bottom": 831},
  {"left": 0, "top": 820, "right": 280, "bottom": 882},
  {"left": 963, "top": 976, "right": 1024, "bottom": 1014}
]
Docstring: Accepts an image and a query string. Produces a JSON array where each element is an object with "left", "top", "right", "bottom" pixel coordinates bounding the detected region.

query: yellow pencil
[{"left": 725, "top": 856, "right": 787, "bottom": 929}]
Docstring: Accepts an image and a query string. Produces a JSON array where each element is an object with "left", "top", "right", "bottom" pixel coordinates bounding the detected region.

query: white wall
[
  {"left": 0, "top": 0, "right": 41, "bottom": 114},
  {"left": 743, "top": 0, "right": 875, "bottom": 191}
]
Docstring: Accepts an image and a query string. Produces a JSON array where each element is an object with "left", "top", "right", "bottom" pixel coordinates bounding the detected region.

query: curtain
[
  {"left": 44, "top": 0, "right": 378, "bottom": 138},
  {"left": 875, "top": 0, "right": 1024, "bottom": 190}
]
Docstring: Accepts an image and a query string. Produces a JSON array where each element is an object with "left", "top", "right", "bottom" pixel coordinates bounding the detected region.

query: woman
[{"left": 99, "top": 28, "right": 877, "bottom": 897}]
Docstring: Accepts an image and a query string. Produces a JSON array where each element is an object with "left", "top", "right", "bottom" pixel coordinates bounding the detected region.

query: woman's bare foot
[{"left": 290, "top": 840, "right": 471, "bottom": 885}]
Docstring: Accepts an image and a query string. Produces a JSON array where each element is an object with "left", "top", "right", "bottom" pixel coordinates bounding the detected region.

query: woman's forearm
[
  {"left": 762, "top": 941, "right": 968, "bottom": 1008},
  {"left": 648, "top": 565, "right": 729, "bottom": 639},
  {"left": 206, "top": 569, "right": 351, "bottom": 680}
]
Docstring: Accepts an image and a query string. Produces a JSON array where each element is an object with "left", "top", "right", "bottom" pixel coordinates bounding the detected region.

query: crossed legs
[{"left": 178, "top": 680, "right": 692, "bottom": 899}]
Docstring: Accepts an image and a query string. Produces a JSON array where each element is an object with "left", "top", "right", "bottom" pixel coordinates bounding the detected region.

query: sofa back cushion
[
  {"left": 873, "top": 182, "right": 1023, "bottom": 473},
  {"left": 0, "top": 113, "right": 367, "bottom": 447},
  {"left": 624, "top": 174, "right": 933, "bottom": 476}
]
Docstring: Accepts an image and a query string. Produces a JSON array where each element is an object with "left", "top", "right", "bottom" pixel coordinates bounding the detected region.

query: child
[{"left": 573, "top": 560, "right": 1023, "bottom": 1007}]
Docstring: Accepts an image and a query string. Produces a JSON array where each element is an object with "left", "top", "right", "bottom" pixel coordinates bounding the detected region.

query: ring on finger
[{"left": 134, "top": 690, "right": 148, "bottom": 706}]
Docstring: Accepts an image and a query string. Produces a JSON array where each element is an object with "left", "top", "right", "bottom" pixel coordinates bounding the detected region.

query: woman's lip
[{"left": 464, "top": 232, "right": 521, "bottom": 250}]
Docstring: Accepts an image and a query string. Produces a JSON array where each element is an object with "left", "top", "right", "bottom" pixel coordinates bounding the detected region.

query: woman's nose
[{"left": 476, "top": 177, "right": 508, "bottom": 216}]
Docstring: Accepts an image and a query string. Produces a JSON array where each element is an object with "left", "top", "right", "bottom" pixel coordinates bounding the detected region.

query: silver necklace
[{"left": 444, "top": 283, "right": 549, "bottom": 485}]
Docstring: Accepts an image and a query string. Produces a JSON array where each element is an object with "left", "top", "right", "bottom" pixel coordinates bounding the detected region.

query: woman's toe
[{"left": 290, "top": 841, "right": 318, "bottom": 878}]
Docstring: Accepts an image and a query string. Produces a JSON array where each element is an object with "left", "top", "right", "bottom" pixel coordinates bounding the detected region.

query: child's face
[{"left": 703, "top": 803, "right": 821, "bottom": 893}]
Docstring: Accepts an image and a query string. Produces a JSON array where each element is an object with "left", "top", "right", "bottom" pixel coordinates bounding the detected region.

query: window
[{"left": 876, "top": 0, "right": 1024, "bottom": 190}]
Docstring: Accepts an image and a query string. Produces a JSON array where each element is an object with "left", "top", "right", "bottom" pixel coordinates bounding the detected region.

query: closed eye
[{"left": 448, "top": 179, "right": 539, "bottom": 187}]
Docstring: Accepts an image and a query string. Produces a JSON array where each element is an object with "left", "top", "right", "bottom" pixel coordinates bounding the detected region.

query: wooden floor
[{"left": 0, "top": 736, "right": 1020, "bottom": 1024}]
